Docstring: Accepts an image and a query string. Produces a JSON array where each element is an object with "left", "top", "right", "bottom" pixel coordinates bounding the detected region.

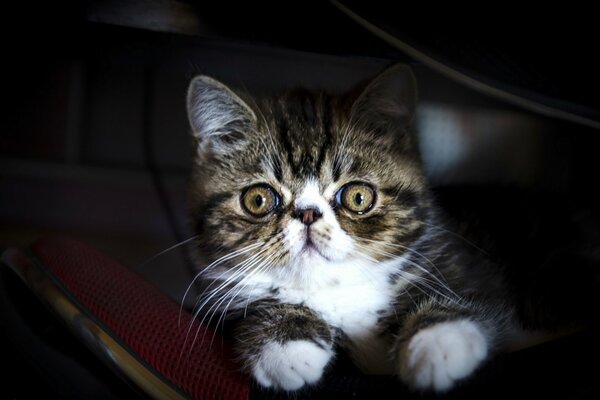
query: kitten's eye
[
  {"left": 337, "top": 183, "right": 376, "bottom": 214},
  {"left": 241, "top": 184, "right": 280, "bottom": 217}
]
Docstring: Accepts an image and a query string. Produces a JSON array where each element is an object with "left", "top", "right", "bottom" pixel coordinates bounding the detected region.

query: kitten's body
[{"left": 185, "top": 66, "right": 579, "bottom": 392}]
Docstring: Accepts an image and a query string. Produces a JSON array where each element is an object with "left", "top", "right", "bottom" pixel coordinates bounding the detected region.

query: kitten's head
[{"left": 187, "top": 65, "right": 430, "bottom": 281}]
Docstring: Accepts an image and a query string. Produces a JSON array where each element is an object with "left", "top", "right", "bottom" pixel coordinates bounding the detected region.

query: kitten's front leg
[
  {"left": 234, "top": 303, "right": 335, "bottom": 391},
  {"left": 395, "top": 301, "right": 493, "bottom": 392}
]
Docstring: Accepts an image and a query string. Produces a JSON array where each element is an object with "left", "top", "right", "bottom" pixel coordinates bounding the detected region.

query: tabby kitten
[{"left": 186, "top": 65, "right": 514, "bottom": 392}]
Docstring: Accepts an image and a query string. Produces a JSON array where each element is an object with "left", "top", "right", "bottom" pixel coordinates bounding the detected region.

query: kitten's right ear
[
  {"left": 187, "top": 76, "right": 257, "bottom": 153},
  {"left": 351, "top": 64, "right": 417, "bottom": 137}
]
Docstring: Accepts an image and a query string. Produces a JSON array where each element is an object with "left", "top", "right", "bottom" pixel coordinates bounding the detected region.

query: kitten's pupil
[
  {"left": 355, "top": 193, "right": 364, "bottom": 205},
  {"left": 254, "top": 195, "right": 264, "bottom": 208}
]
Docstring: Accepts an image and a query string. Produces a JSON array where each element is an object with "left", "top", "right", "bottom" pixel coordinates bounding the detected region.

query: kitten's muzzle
[{"left": 293, "top": 208, "right": 323, "bottom": 226}]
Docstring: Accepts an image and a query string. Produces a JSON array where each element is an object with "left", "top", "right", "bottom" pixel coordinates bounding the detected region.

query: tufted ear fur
[
  {"left": 187, "top": 76, "right": 257, "bottom": 154},
  {"left": 351, "top": 64, "right": 417, "bottom": 142}
]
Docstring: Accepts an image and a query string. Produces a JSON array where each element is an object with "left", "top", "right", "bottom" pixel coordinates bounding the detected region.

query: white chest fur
[
  {"left": 277, "top": 264, "right": 389, "bottom": 335},
  {"left": 259, "top": 257, "right": 405, "bottom": 373}
]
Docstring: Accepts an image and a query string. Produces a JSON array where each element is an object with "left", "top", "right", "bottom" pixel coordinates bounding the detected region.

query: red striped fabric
[{"left": 32, "top": 236, "right": 249, "bottom": 400}]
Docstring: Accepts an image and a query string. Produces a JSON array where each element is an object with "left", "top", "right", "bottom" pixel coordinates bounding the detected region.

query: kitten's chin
[
  {"left": 295, "top": 240, "right": 350, "bottom": 265},
  {"left": 299, "top": 243, "right": 331, "bottom": 262}
]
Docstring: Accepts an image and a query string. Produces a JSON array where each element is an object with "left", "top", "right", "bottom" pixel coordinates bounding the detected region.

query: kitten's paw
[
  {"left": 251, "top": 340, "right": 333, "bottom": 391},
  {"left": 398, "top": 319, "right": 488, "bottom": 392}
]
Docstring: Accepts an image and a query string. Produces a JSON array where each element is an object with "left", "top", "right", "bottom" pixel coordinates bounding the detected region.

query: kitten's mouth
[{"left": 300, "top": 237, "right": 330, "bottom": 261}]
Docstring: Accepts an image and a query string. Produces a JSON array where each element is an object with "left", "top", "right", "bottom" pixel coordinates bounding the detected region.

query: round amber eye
[
  {"left": 241, "top": 184, "right": 280, "bottom": 217},
  {"left": 337, "top": 183, "right": 376, "bottom": 214}
]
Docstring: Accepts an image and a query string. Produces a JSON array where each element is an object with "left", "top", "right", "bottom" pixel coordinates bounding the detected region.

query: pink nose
[{"left": 294, "top": 208, "right": 323, "bottom": 226}]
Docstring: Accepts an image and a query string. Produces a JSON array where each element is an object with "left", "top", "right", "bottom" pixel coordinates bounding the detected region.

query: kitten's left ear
[
  {"left": 187, "top": 75, "right": 257, "bottom": 154},
  {"left": 351, "top": 64, "right": 417, "bottom": 135}
]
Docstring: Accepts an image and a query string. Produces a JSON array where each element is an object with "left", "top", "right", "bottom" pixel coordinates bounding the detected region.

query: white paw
[
  {"left": 251, "top": 340, "right": 333, "bottom": 391},
  {"left": 399, "top": 319, "right": 488, "bottom": 391}
]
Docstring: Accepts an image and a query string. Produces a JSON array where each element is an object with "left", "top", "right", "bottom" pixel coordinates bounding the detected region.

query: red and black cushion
[{"left": 2, "top": 236, "right": 249, "bottom": 400}]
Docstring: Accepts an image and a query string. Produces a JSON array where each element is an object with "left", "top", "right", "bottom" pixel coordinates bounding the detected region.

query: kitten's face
[{"left": 188, "top": 66, "right": 429, "bottom": 278}]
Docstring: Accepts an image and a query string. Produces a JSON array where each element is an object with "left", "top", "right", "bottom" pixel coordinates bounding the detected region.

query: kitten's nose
[{"left": 294, "top": 208, "right": 322, "bottom": 226}]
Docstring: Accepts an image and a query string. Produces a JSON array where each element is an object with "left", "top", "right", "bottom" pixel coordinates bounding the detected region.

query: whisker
[
  {"left": 353, "top": 241, "right": 463, "bottom": 306},
  {"left": 185, "top": 236, "right": 284, "bottom": 345},
  {"left": 397, "top": 266, "right": 463, "bottom": 306},
  {"left": 187, "top": 242, "right": 264, "bottom": 301},
  {"left": 209, "top": 247, "right": 280, "bottom": 329},
  {"left": 179, "top": 244, "right": 271, "bottom": 360},
  {"left": 139, "top": 235, "right": 199, "bottom": 267},
  {"left": 191, "top": 245, "right": 271, "bottom": 327},
  {"left": 179, "top": 242, "right": 263, "bottom": 326},
  {"left": 347, "top": 248, "right": 386, "bottom": 288},
  {"left": 195, "top": 234, "right": 286, "bottom": 352},
  {"left": 195, "top": 236, "right": 283, "bottom": 306},
  {"left": 421, "top": 221, "right": 489, "bottom": 256},
  {"left": 391, "top": 271, "right": 437, "bottom": 302},
  {"left": 354, "top": 237, "right": 455, "bottom": 298},
  {"left": 358, "top": 237, "right": 446, "bottom": 281},
  {"left": 194, "top": 248, "right": 281, "bottom": 352},
  {"left": 243, "top": 245, "right": 287, "bottom": 319},
  {"left": 209, "top": 249, "right": 282, "bottom": 348}
]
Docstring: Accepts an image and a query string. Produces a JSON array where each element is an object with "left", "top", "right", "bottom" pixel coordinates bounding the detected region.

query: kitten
[{"left": 185, "top": 65, "right": 519, "bottom": 392}]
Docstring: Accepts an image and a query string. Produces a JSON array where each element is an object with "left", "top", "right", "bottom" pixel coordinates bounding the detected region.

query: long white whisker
[
  {"left": 243, "top": 246, "right": 287, "bottom": 319},
  {"left": 397, "top": 267, "right": 463, "bottom": 306},
  {"left": 208, "top": 248, "right": 280, "bottom": 330},
  {"left": 201, "top": 236, "right": 285, "bottom": 346},
  {"left": 209, "top": 249, "right": 282, "bottom": 348},
  {"left": 392, "top": 271, "right": 436, "bottom": 302},
  {"left": 353, "top": 242, "right": 462, "bottom": 306},
  {"left": 347, "top": 248, "right": 385, "bottom": 288},
  {"left": 179, "top": 242, "right": 263, "bottom": 326},
  {"left": 190, "top": 241, "right": 277, "bottom": 324},
  {"left": 359, "top": 237, "right": 447, "bottom": 284},
  {"left": 190, "top": 245, "right": 271, "bottom": 327},
  {"left": 140, "top": 235, "right": 199, "bottom": 267},
  {"left": 182, "top": 280, "right": 252, "bottom": 361},
  {"left": 356, "top": 239, "right": 459, "bottom": 300},
  {"left": 191, "top": 244, "right": 265, "bottom": 306},
  {"left": 355, "top": 237, "right": 455, "bottom": 300},
  {"left": 179, "top": 245, "right": 271, "bottom": 359},
  {"left": 193, "top": 248, "right": 280, "bottom": 351},
  {"left": 195, "top": 238, "right": 280, "bottom": 303},
  {"left": 421, "top": 221, "right": 489, "bottom": 256}
]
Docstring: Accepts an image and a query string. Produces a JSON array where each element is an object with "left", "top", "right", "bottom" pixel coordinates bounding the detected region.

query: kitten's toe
[
  {"left": 251, "top": 339, "right": 333, "bottom": 391},
  {"left": 398, "top": 319, "right": 488, "bottom": 392}
]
